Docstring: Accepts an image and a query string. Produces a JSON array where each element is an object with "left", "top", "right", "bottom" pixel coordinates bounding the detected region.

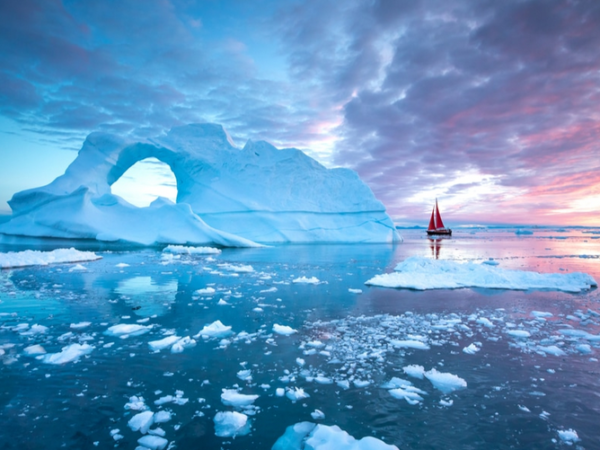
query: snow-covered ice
[
  {"left": 273, "top": 324, "right": 297, "bottom": 336},
  {"left": 39, "top": 343, "right": 94, "bottom": 364},
  {"left": 0, "top": 248, "right": 101, "bottom": 269},
  {"left": 365, "top": 256, "right": 597, "bottom": 292},
  {"left": 194, "top": 320, "right": 232, "bottom": 338}
]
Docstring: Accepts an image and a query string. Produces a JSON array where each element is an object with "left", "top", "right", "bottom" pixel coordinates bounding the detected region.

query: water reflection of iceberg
[{"left": 115, "top": 276, "right": 177, "bottom": 317}]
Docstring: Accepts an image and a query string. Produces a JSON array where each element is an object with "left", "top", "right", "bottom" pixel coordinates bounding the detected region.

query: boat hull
[{"left": 427, "top": 229, "right": 452, "bottom": 236}]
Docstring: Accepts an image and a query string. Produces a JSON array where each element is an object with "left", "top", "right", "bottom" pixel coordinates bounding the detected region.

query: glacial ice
[
  {"left": 0, "top": 248, "right": 101, "bottom": 269},
  {"left": 39, "top": 343, "right": 94, "bottom": 364},
  {"left": 365, "top": 256, "right": 597, "bottom": 292},
  {"left": 221, "top": 389, "right": 259, "bottom": 408},
  {"left": 194, "top": 320, "right": 232, "bottom": 338},
  {"left": 272, "top": 422, "right": 399, "bottom": 450},
  {"left": 214, "top": 411, "right": 251, "bottom": 437},
  {"left": 0, "top": 123, "right": 400, "bottom": 246}
]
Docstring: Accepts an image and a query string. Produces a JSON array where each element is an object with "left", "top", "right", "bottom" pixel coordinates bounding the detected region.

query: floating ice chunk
[
  {"left": 221, "top": 389, "right": 259, "bottom": 408},
  {"left": 306, "top": 410, "right": 324, "bottom": 422},
  {"left": 163, "top": 245, "right": 221, "bottom": 255},
  {"left": 0, "top": 248, "right": 101, "bottom": 269},
  {"left": 389, "top": 387, "right": 424, "bottom": 405},
  {"left": 125, "top": 396, "right": 148, "bottom": 411},
  {"left": 557, "top": 429, "right": 580, "bottom": 443},
  {"left": 195, "top": 287, "right": 216, "bottom": 295},
  {"left": 390, "top": 339, "right": 430, "bottom": 350},
  {"left": 531, "top": 311, "right": 553, "bottom": 319},
  {"left": 273, "top": 423, "right": 399, "bottom": 450},
  {"left": 424, "top": 369, "right": 467, "bottom": 394},
  {"left": 218, "top": 263, "right": 254, "bottom": 273},
  {"left": 293, "top": 276, "right": 320, "bottom": 284},
  {"left": 365, "top": 256, "right": 597, "bottom": 292},
  {"left": 381, "top": 377, "right": 413, "bottom": 389},
  {"left": 273, "top": 324, "right": 297, "bottom": 336},
  {"left": 353, "top": 379, "right": 370, "bottom": 388},
  {"left": 576, "top": 344, "right": 592, "bottom": 354},
  {"left": 286, "top": 387, "right": 310, "bottom": 402},
  {"left": 217, "top": 299, "right": 229, "bottom": 305},
  {"left": 70, "top": 322, "right": 91, "bottom": 330},
  {"left": 237, "top": 369, "right": 252, "bottom": 381},
  {"left": 115, "top": 263, "right": 129, "bottom": 268},
  {"left": 260, "top": 287, "right": 278, "bottom": 293},
  {"left": 171, "top": 336, "right": 196, "bottom": 353},
  {"left": 276, "top": 388, "right": 285, "bottom": 397},
  {"left": 558, "top": 329, "right": 600, "bottom": 341},
  {"left": 348, "top": 288, "right": 363, "bottom": 294},
  {"left": 105, "top": 324, "right": 152, "bottom": 338},
  {"left": 214, "top": 411, "right": 251, "bottom": 437},
  {"left": 518, "top": 405, "right": 531, "bottom": 413},
  {"left": 148, "top": 335, "right": 181, "bottom": 351},
  {"left": 476, "top": 317, "right": 494, "bottom": 328},
  {"left": 537, "top": 345, "right": 566, "bottom": 356},
  {"left": 20, "top": 324, "right": 48, "bottom": 335},
  {"left": 23, "top": 344, "right": 46, "bottom": 356},
  {"left": 463, "top": 343, "right": 480, "bottom": 354},
  {"left": 153, "top": 411, "right": 172, "bottom": 423},
  {"left": 507, "top": 329, "right": 530, "bottom": 338},
  {"left": 194, "top": 320, "right": 233, "bottom": 338},
  {"left": 40, "top": 343, "right": 94, "bottom": 364},
  {"left": 336, "top": 380, "right": 350, "bottom": 390},
  {"left": 69, "top": 264, "right": 87, "bottom": 272},
  {"left": 137, "top": 435, "right": 168, "bottom": 450},
  {"left": 128, "top": 411, "right": 154, "bottom": 434},
  {"left": 315, "top": 376, "right": 333, "bottom": 385},
  {"left": 403, "top": 365, "right": 425, "bottom": 379}
]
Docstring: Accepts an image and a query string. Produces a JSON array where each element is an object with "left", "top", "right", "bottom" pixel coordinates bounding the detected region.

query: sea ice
[
  {"left": 195, "top": 287, "right": 216, "bottom": 295},
  {"left": 148, "top": 335, "right": 181, "bottom": 351},
  {"left": 23, "top": 344, "right": 46, "bottom": 356},
  {"left": 40, "top": 343, "right": 94, "bottom": 364},
  {"left": 424, "top": 369, "right": 467, "bottom": 394},
  {"left": 403, "top": 365, "right": 425, "bottom": 379},
  {"left": 463, "top": 343, "right": 480, "bottom": 354},
  {"left": 194, "top": 320, "right": 233, "bottom": 338},
  {"left": 390, "top": 339, "right": 430, "bottom": 350},
  {"left": 389, "top": 387, "right": 425, "bottom": 405},
  {"left": 70, "top": 322, "right": 91, "bottom": 329},
  {"left": 214, "top": 411, "right": 251, "bottom": 437},
  {"left": 128, "top": 411, "right": 154, "bottom": 433},
  {"left": 272, "top": 423, "right": 399, "bottom": 450},
  {"left": 286, "top": 387, "right": 310, "bottom": 402},
  {"left": 365, "top": 257, "right": 597, "bottom": 292},
  {"left": 273, "top": 324, "right": 297, "bottom": 336},
  {"left": 137, "top": 435, "right": 168, "bottom": 450},
  {"left": 557, "top": 429, "right": 580, "bottom": 443},
  {"left": 0, "top": 248, "right": 101, "bottom": 269},
  {"left": 221, "top": 389, "right": 259, "bottom": 408},
  {"left": 0, "top": 124, "right": 400, "bottom": 246},
  {"left": 163, "top": 245, "right": 221, "bottom": 255},
  {"left": 105, "top": 324, "right": 152, "bottom": 338},
  {"left": 292, "top": 276, "right": 320, "bottom": 284},
  {"left": 311, "top": 409, "right": 325, "bottom": 420}
]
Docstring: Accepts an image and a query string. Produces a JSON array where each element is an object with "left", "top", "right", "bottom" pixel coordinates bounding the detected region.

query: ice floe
[
  {"left": 272, "top": 422, "right": 399, "bottom": 450},
  {"left": 105, "top": 324, "right": 153, "bottom": 338},
  {"left": 162, "top": 245, "right": 221, "bottom": 255},
  {"left": 194, "top": 320, "right": 233, "bottom": 338},
  {"left": 365, "top": 256, "right": 597, "bottom": 292},
  {"left": 273, "top": 324, "right": 297, "bottom": 336},
  {"left": 214, "top": 411, "right": 251, "bottom": 437},
  {"left": 0, "top": 248, "right": 101, "bottom": 269},
  {"left": 424, "top": 369, "right": 467, "bottom": 394},
  {"left": 221, "top": 389, "right": 259, "bottom": 408},
  {"left": 39, "top": 343, "right": 94, "bottom": 364}
]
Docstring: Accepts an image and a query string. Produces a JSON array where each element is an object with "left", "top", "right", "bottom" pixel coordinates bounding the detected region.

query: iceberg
[
  {"left": 0, "top": 124, "right": 400, "bottom": 246},
  {"left": 365, "top": 257, "right": 597, "bottom": 293}
]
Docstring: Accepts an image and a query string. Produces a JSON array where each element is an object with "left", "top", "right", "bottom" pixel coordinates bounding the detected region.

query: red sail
[
  {"left": 434, "top": 199, "right": 446, "bottom": 229},
  {"left": 428, "top": 206, "right": 436, "bottom": 231}
]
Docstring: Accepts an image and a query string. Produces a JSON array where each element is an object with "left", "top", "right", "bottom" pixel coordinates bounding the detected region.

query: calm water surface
[{"left": 1, "top": 228, "right": 599, "bottom": 449}]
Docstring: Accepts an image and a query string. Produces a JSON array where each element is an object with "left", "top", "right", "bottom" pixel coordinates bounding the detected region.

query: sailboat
[{"left": 427, "top": 199, "right": 452, "bottom": 236}]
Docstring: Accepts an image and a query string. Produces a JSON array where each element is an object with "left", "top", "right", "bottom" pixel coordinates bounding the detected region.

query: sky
[{"left": 1, "top": 0, "right": 599, "bottom": 226}]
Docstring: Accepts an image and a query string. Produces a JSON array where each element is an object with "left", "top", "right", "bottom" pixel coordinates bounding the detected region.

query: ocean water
[{"left": 1, "top": 227, "right": 599, "bottom": 449}]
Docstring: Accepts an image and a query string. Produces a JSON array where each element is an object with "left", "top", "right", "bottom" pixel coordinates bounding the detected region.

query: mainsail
[{"left": 428, "top": 199, "right": 446, "bottom": 231}]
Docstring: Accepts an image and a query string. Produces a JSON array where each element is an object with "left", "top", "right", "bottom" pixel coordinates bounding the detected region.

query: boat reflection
[{"left": 428, "top": 236, "right": 449, "bottom": 259}]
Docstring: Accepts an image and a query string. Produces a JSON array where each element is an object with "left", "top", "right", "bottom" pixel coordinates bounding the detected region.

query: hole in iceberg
[{"left": 110, "top": 157, "right": 177, "bottom": 207}]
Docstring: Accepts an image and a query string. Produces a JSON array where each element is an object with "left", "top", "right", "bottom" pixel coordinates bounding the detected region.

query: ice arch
[
  {"left": 110, "top": 157, "right": 177, "bottom": 207},
  {"left": 0, "top": 123, "right": 401, "bottom": 246}
]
